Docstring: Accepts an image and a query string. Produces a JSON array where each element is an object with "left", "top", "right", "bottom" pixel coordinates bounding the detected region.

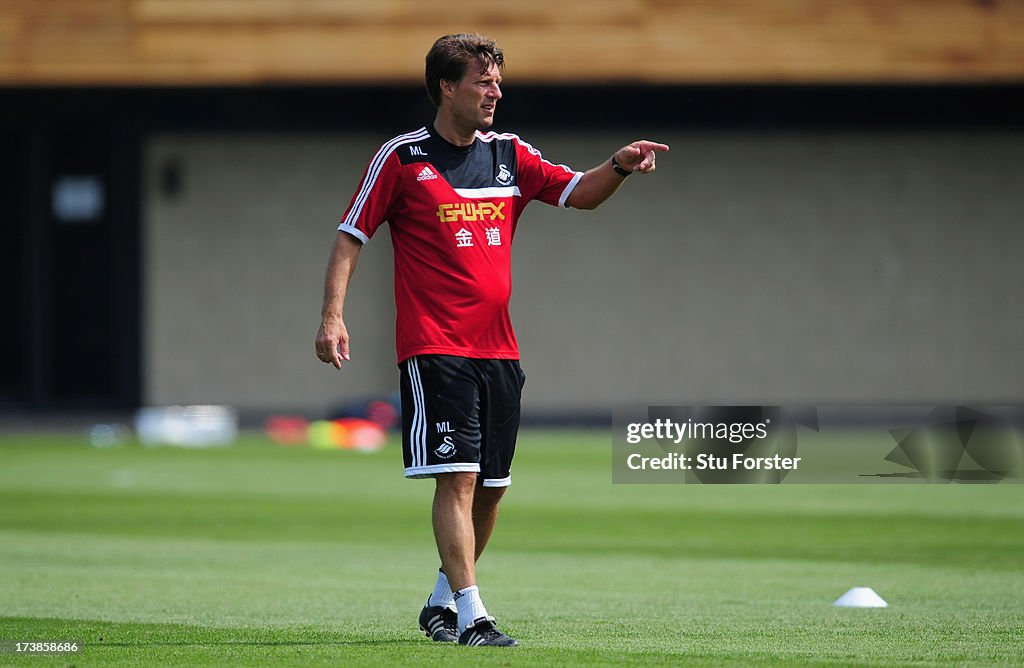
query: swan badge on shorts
[{"left": 435, "top": 436, "right": 457, "bottom": 459}]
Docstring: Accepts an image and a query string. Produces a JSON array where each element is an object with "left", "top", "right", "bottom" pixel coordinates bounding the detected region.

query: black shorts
[{"left": 399, "top": 355, "right": 525, "bottom": 487}]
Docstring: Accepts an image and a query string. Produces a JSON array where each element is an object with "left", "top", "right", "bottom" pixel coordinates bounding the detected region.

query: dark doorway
[
  {"left": 0, "top": 125, "right": 31, "bottom": 408},
  {"left": 0, "top": 117, "right": 139, "bottom": 410}
]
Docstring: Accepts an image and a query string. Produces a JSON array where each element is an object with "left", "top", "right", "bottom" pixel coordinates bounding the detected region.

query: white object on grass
[
  {"left": 135, "top": 405, "right": 238, "bottom": 447},
  {"left": 833, "top": 587, "right": 888, "bottom": 608}
]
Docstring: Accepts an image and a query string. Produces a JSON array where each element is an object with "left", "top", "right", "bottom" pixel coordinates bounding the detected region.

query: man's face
[{"left": 444, "top": 61, "right": 502, "bottom": 131}]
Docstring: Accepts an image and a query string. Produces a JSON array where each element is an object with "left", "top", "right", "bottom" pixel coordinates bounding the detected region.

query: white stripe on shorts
[
  {"left": 405, "top": 463, "right": 480, "bottom": 479},
  {"left": 409, "top": 357, "right": 426, "bottom": 468},
  {"left": 482, "top": 475, "right": 512, "bottom": 488}
]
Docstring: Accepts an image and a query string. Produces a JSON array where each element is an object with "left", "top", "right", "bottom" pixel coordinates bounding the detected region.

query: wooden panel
[
  {"left": 1, "top": 0, "right": 1022, "bottom": 85},
  {"left": 132, "top": 0, "right": 639, "bottom": 25}
]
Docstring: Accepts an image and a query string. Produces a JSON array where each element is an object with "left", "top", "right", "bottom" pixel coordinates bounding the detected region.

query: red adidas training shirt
[{"left": 338, "top": 125, "right": 582, "bottom": 364}]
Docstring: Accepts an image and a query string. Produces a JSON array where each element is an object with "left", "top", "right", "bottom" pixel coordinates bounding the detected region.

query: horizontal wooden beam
[{"left": 1, "top": 0, "right": 1022, "bottom": 85}]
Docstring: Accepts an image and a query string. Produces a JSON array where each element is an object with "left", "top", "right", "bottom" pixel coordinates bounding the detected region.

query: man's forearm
[
  {"left": 320, "top": 231, "right": 362, "bottom": 321},
  {"left": 565, "top": 159, "right": 627, "bottom": 210},
  {"left": 315, "top": 231, "right": 363, "bottom": 368}
]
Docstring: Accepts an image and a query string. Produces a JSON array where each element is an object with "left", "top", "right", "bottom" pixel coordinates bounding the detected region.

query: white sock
[
  {"left": 427, "top": 569, "right": 455, "bottom": 609},
  {"left": 453, "top": 585, "right": 489, "bottom": 634}
]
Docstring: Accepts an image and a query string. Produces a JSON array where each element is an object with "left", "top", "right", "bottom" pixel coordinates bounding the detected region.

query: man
[{"left": 315, "top": 33, "right": 667, "bottom": 647}]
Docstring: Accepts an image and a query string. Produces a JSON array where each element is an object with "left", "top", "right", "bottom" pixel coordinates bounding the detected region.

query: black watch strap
[{"left": 611, "top": 157, "right": 632, "bottom": 177}]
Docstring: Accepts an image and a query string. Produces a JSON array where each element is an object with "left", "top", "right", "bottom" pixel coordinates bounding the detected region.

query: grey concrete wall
[
  {"left": 144, "top": 131, "right": 1024, "bottom": 413},
  {"left": 144, "top": 135, "right": 399, "bottom": 411}
]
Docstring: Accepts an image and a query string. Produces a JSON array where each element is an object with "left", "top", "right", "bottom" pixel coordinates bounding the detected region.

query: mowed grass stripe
[
  {"left": 2, "top": 487, "right": 1022, "bottom": 569},
  {"left": 3, "top": 432, "right": 1021, "bottom": 518},
  {"left": 3, "top": 529, "right": 1018, "bottom": 622}
]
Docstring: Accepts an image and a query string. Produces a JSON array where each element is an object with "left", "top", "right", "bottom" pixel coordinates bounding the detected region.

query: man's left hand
[{"left": 614, "top": 140, "right": 670, "bottom": 175}]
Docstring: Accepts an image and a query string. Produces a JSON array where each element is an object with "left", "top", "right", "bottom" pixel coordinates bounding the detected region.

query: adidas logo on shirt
[{"left": 417, "top": 166, "right": 438, "bottom": 181}]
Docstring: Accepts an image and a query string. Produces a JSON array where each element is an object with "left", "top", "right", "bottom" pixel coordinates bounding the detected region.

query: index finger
[{"left": 636, "top": 141, "right": 670, "bottom": 153}]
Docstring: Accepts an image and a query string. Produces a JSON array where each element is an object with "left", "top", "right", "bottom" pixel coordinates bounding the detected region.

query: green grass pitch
[{"left": 1, "top": 430, "right": 1022, "bottom": 666}]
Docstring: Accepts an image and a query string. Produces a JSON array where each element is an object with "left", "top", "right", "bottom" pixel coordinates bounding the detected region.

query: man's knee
[
  {"left": 474, "top": 484, "right": 506, "bottom": 509},
  {"left": 435, "top": 471, "right": 477, "bottom": 499}
]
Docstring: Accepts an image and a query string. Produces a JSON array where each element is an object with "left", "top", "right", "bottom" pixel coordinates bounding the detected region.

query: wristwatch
[{"left": 611, "top": 157, "right": 631, "bottom": 177}]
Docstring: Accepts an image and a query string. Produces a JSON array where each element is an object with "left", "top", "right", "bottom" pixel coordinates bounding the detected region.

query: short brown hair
[{"left": 425, "top": 34, "right": 504, "bottom": 107}]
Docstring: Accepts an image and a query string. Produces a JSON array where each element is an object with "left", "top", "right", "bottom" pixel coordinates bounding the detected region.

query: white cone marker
[{"left": 833, "top": 587, "right": 888, "bottom": 608}]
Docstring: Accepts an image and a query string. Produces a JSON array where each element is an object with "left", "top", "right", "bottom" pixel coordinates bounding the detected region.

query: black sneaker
[
  {"left": 457, "top": 616, "right": 519, "bottom": 647},
  {"left": 418, "top": 600, "right": 458, "bottom": 642}
]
